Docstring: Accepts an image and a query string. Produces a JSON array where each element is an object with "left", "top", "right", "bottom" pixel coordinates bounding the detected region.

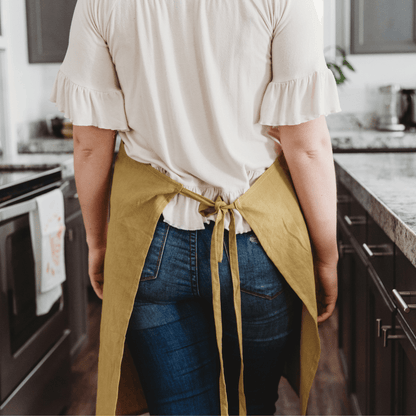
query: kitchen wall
[
  {"left": 335, "top": 0, "right": 416, "bottom": 115},
  {"left": 6, "top": 0, "right": 61, "bottom": 143},
  {"left": 2, "top": 0, "right": 416, "bottom": 155},
  {"left": 335, "top": 54, "right": 416, "bottom": 114}
]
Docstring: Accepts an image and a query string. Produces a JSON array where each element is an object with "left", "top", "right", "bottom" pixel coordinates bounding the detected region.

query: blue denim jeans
[{"left": 126, "top": 216, "right": 302, "bottom": 415}]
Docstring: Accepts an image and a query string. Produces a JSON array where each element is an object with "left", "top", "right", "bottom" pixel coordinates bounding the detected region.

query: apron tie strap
[{"left": 179, "top": 190, "right": 247, "bottom": 416}]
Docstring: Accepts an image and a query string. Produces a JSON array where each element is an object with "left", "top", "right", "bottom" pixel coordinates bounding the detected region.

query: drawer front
[
  {"left": 396, "top": 328, "right": 416, "bottom": 415},
  {"left": 395, "top": 247, "right": 416, "bottom": 338},
  {"left": 337, "top": 181, "right": 351, "bottom": 219},
  {"left": 348, "top": 196, "right": 367, "bottom": 246},
  {"left": 364, "top": 215, "right": 395, "bottom": 295},
  {"left": 336, "top": 179, "right": 367, "bottom": 246}
]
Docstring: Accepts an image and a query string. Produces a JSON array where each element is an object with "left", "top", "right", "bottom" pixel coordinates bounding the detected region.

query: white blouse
[{"left": 51, "top": 0, "right": 341, "bottom": 233}]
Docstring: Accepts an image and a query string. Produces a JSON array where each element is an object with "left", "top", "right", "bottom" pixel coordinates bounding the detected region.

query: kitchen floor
[{"left": 64, "top": 289, "right": 352, "bottom": 416}]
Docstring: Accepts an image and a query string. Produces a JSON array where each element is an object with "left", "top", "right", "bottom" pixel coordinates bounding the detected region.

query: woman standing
[{"left": 51, "top": 0, "right": 341, "bottom": 414}]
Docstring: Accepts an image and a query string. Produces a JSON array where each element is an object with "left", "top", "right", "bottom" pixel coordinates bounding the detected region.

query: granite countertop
[
  {"left": 14, "top": 129, "right": 416, "bottom": 154},
  {"left": 18, "top": 137, "right": 74, "bottom": 154},
  {"left": 334, "top": 153, "right": 416, "bottom": 267},
  {"left": 331, "top": 130, "right": 416, "bottom": 152}
]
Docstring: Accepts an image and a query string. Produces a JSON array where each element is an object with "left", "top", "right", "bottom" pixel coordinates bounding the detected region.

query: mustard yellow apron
[{"left": 96, "top": 142, "right": 320, "bottom": 416}]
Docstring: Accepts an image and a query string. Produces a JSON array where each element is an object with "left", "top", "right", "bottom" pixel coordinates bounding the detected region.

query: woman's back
[
  {"left": 55, "top": 0, "right": 337, "bottom": 190},
  {"left": 52, "top": 2, "right": 341, "bottom": 414}
]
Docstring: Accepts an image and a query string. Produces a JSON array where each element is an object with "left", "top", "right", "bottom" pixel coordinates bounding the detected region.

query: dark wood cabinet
[
  {"left": 26, "top": 0, "right": 78, "bottom": 63},
  {"left": 352, "top": 249, "right": 369, "bottom": 415},
  {"left": 338, "top": 224, "right": 354, "bottom": 390},
  {"left": 395, "top": 247, "right": 416, "bottom": 335},
  {"left": 337, "top": 178, "right": 416, "bottom": 415},
  {"left": 64, "top": 211, "right": 88, "bottom": 359},
  {"left": 63, "top": 178, "right": 89, "bottom": 360},
  {"left": 338, "top": 208, "right": 369, "bottom": 415},
  {"left": 396, "top": 337, "right": 416, "bottom": 415},
  {"left": 351, "top": 0, "right": 416, "bottom": 54},
  {"left": 368, "top": 275, "right": 394, "bottom": 415}
]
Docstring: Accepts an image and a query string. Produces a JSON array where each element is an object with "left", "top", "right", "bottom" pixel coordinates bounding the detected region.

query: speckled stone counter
[
  {"left": 334, "top": 153, "right": 416, "bottom": 267},
  {"left": 15, "top": 130, "right": 416, "bottom": 154},
  {"left": 18, "top": 137, "right": 74, "bottom": 154},
  {"left": 331, "top": 130, "right": 416, "bottom": 152}
]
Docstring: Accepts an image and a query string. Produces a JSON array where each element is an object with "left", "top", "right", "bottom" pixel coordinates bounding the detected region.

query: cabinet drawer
[
  {"left": 396, "top": 325, "right": 416, "bottom": 415},
  {"left": 368, "top": 277, "right": 394, "bottom": 415},
  {"left": 337, "top": 181, "right": 351, "bottom": 218},
  {"left": 395, "top": 248, "right": 416, "bottom": 338},
  {"left": 340, "top": 196, "right": 367, "bottom": 246},
  {"left": 364, "top": 216, "right": 395, "bottom": 295}
]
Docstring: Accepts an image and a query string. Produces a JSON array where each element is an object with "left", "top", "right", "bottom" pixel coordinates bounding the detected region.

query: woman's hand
[
  {"left": 315, "top": 260, "right": 338, "bottom": 324},
  {"left": 88, "top": 246, "right": 106, "bottom": 299}
]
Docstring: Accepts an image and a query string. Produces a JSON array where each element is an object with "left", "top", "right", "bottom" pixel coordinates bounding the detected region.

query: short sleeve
[
  {"left": 259, "top": 0, "right": 341, "bottom": 126},
  {"left": 50, "top": 0, "right": 130, "bottom": 131}
]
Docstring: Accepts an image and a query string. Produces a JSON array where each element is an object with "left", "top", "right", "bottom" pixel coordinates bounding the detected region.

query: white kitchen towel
[{"left": 29, "top": 188, "right": 66, "bottom": 316}]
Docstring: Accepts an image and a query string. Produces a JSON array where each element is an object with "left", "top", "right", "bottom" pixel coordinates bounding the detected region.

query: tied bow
[
  {"left": 199, "top": 196, "right": 237, "bottom": 267},
  {"left": 179, "top": 190, "right": 247, "bottom": 416}
]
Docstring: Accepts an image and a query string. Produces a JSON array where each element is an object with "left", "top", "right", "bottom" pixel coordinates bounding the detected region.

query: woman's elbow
[
  {"left": 73, "top": 125, "right": 117, "bottom": 155},
  {"left": 278, "top": 116, "right": 332, "bottom": 157}
]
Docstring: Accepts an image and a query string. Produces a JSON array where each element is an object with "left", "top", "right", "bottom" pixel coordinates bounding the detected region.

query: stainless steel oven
[{"left": 0, "top": 168, "right": 71, "bottom": 415}]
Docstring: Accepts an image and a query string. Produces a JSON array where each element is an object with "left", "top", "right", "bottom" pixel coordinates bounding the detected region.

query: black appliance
[
  {"left": 0, "top": 167, "right": 71, "bottom": 415},
  {"left": 400, "top": 88, "right": 416, "bottom": 130}
]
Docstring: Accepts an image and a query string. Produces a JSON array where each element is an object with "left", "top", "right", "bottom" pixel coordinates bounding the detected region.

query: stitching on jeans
[
  {"left": 224, "top": 234, "right": 286, "bottom": 300},
  {"left": 189, "top": 230, "right": 199, "bottom": 296},
  {"left": 240, "top": 286, "right": 286, "bottom": 300},
  {"left": 194, "top": 231, "right": 199, "bottom": 296},
  {"left": 141, "top": 224, "right": 170, "bottom": 281},
  {"left": 189, "top": 231, "right": 192, "bottom": 287}
]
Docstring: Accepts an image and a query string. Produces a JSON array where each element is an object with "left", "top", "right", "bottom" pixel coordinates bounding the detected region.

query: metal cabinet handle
[
  {"left": 376, "top": 318, "right": 382, "bottom": 337},
  {"left": 381, "top": 325, "right": 406, "bottom": 348},
  {"left": 392, "top": 289, "right": 416, "bottom": 313},
  {"left": 344, "top": 215, "right": 366, "bottom": 226},
  {"left": 362, "top": 243, "right": 393, "bottom": 257}
]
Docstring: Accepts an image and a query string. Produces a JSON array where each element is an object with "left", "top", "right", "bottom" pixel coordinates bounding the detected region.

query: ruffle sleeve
[
  {"left": 259, "top": 67, "right": 341, "bottom": 127},
  {"left": 50, "top": 70, "right": 130, "bottom": 132}
]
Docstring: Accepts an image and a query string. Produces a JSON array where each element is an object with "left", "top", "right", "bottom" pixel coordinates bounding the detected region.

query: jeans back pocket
[
  {"left": 141, "top": 220, "right": 170, "bottom": 281},
  {"left": 225, "top": 231, "right": 287, "bottom": 300}
]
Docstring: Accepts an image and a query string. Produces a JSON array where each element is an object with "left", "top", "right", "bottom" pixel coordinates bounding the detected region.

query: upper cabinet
[
  {"left": 336, "top": 0, "right": 416, "bottom": 54},
  {"left": 26, "top": 0, "right": 78, "bottom": 64},
  {"left": 351, "top": 0, "right": 416, "bottom": 54}
]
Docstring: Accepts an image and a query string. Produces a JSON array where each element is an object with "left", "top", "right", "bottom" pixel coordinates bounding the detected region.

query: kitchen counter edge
[{"left": 334, "top": 157, "right": 416, "bottom": 268}]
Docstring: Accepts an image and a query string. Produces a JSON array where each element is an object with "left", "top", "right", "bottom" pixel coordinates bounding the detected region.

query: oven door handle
[
  {"left": 0, "top": 198, "right": 38, "bottom": 222},
  {"left": 0, "top": 181, "right": 69, "bottom": 222}
]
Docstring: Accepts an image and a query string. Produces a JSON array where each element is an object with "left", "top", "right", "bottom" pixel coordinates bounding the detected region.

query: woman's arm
[
  {"left": 269, "top": 115, "right": 338, "bottom": 323},
  {"left": 73, "top": 125, "right": 117, "bottom": 299}
]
